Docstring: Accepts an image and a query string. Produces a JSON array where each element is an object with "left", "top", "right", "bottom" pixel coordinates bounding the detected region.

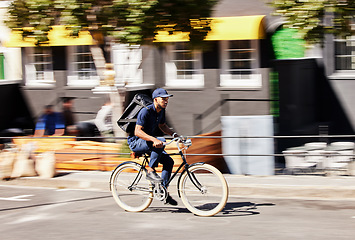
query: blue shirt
[
  {"left": 35, "top": 112, "right": 65, "bottom": 135},
  {"left": 128, "top": 104, "right": 166, "bottom": 142}
]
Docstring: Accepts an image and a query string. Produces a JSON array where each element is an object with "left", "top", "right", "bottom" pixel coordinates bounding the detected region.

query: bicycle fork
[{"left": 177, "top": 162, "right": 206, "bottom": 198}]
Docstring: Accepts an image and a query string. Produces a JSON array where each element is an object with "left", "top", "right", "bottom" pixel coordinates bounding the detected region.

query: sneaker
[
  {"left": 165, "top": 194, "right": 178, "bottom": 206},
  {"left": 146, "top": 171, "right": 163, "bottom": 183}
]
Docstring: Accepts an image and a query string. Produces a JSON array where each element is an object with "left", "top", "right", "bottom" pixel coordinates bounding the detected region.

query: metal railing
[
  {"left": 1, "top": 134, "right": 355, "bottom": 175},
  {"left": 1, "top": 134, "right": 355, "bottom": 156}
]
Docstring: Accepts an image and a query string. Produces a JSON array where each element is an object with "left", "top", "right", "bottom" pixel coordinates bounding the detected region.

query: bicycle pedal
[{"left": 153, "top": 184, "right": 167, "bottom": 201}]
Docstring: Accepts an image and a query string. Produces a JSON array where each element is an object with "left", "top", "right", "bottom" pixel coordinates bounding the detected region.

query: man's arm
[
  {"left": 54, "top": 112, "right": 65, "bottom": 136},
  {"left": 33, "top": 129, "right": 44, "bottom": 137},
  {"left": 159, "top": 123, "right": 175, "bottom": 137},
  {"left": 34, "top": 116, "right": 45, "bottom": 137},
  {"left": 53, "top": 128, "right": 65, "bottom": 136},
  {"left": 135, "top": 124, "right": 164, "bottom": 148}
]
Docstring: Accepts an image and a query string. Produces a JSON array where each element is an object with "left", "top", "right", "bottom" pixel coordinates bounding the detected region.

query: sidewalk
[{"left": 2, "top": 171, "right": 355, "bottom": 200}]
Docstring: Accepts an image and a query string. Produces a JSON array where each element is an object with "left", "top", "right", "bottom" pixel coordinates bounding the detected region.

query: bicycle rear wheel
[
  {"left": 179, "top": 164, "right": 228, "bottom": 217},
  {"left": 110, "top": 162, "right": 153, "bottom": 212}
]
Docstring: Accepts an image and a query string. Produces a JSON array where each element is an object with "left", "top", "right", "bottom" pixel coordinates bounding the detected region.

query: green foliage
[
  {"left": 270, "top": 0, "right": 355, "bottom": 45},
  {"left": 6, "top": 0, "right": 218, "bottom": 47},
  {"left": 6, "top": 0, "right": 55, "bottom": 45}
]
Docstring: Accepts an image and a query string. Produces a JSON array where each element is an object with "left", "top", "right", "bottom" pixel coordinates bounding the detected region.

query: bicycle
[{"left": 109, "top": 137, "right": 229, "bottom": 217}]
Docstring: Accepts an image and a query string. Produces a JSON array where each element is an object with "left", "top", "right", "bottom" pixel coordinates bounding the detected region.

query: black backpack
[{"left": 117, "top": 93, "right": 153, "bottom": 134}]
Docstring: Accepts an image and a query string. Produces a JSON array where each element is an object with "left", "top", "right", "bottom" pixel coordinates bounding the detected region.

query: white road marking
[
  {"left": 7, "top": 213, "right": 54, "bottom": 225},
  {"left": 0, "top": 195, "right": 33, "bottom": 201},
  {"left": 0, "top": 184, "right": 55, "bottom": 190}
]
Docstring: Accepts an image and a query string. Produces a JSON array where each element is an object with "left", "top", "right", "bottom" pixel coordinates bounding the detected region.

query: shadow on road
[
  {"left": 145, "top": 201, "right": 276, "bottom": 217},
  {"left": 220, "top": 201, "right": 275, "bottom": 217}
]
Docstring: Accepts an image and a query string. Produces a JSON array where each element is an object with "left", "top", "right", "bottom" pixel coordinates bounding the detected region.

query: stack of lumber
[
  {"left": 11, "top": 132, "right": 228, "bottom": 173},
  {"left": 12, "top": 137, "right": 183, "bottom": 172},
  {"left": 54, "top": 141, "right": 125, "bottom": 171},
  {"left": 54, "top": 140, "right": 183, "bottom": 172}
]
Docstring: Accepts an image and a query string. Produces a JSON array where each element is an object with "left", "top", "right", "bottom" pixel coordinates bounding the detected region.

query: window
[
  {"left": 165, "top": 42, "right": 204, "bottom": 87},
  {"left": 334, "top": 36, "right": 355, "bottom": 71},
  {"left": 333, "top": 14, "right": 355, "bottom": 73},
  {"left": 67, "top": 45, "right": 99, "bottom": 87},
  {"left": 220, "top": 40, "right": 261, "bottom": 88},
  {"left": 112, "top": 44, "right": 143, "bottom": 86},
  {"left": 25, "top": 47, "right": 54, "bottom": 87}
]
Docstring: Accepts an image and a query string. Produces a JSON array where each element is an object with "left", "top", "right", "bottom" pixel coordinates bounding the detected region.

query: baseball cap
[{"left": 152, "top": 88, "right": 173, "bottom": 99}]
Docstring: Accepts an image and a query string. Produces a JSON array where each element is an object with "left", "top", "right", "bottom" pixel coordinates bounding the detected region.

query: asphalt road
[{"left": 1, "top": 185, "right": 355, "bottom": 240}]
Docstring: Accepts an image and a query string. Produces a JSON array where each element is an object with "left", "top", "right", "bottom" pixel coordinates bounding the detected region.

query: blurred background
[{"left": 0, "top": 0, "right": 355, "bottom": 176}]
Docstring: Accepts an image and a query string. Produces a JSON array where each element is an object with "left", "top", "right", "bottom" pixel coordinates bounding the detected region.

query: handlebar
[{"left": 164, "top": 137, "right": 192, "bottom": 148}]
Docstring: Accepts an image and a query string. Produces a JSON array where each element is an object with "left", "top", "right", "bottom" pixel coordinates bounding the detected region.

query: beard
[{"left": 157, "top": 102, "right": 167, "bottom": 110}]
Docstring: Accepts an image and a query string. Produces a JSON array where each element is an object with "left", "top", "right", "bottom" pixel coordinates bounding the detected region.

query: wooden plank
[
  {"left": 13, "top": 132, "right": 227, "bottom": 173},
  {"left": 186, "top": 131, "right": 229, "bottom": 173}
]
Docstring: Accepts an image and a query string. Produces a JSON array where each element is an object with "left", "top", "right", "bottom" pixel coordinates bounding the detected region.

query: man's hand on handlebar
[{"left": 153, "top": 138, "right": 164, "bottom": 148}]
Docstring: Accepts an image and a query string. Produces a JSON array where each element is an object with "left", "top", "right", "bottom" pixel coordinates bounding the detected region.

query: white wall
[{"left": 0, "top": 1, "right": 22, "bottom": 82}]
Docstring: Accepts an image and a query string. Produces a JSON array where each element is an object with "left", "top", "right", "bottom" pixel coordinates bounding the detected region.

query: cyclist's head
[
  {"left": 152, "top": 88, "right": 173, "bottom": 99},
  {"left": 43, "top": 105, "right": 54, "bottom": 115},
  {"left": 153, "top": 88, "right": 172, "bottom": 110}
]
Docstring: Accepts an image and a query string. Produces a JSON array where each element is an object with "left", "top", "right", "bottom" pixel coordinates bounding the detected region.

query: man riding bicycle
[{"left": 127, "top": 88, "right": 181, "bottom": 206}]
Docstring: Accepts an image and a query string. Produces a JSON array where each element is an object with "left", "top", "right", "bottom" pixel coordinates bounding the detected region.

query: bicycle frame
[
  {"left": 138, "top": 139, "right": 206, "bottom": 198},
  {"left": 109, "top": 138, "right": 205, "bottom": 196}
]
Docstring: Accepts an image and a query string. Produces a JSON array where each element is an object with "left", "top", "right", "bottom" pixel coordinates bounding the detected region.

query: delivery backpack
[{"left": 117, "top": 93, "right": 153, "bottom": 134}]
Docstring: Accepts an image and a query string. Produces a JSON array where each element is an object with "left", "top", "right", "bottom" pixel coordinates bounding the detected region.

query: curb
[{"left": 227, "top": 184, "right": 355, "bottom": 200}]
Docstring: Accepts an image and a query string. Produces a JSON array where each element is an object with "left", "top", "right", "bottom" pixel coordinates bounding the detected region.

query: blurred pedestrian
[
  {"left": 94, "top": 99, "right": 114, "bottom": 142},
  {"left": 61, "top": 97, "right": 77, "bottom": 135},
  {"left": 61, "top": 97, "right": 98, "bottom": 138},
  {"left": 34, "top": 105, "right": 65, "bottom": 137}
]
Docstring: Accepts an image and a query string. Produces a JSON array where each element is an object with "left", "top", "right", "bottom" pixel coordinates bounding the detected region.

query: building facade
[{"left": 1, "top": 0, "right": 285, "bottom": 137}]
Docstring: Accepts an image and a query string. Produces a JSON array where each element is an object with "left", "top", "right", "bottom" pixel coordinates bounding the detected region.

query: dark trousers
[{"left": 128, "top": 137, "right": 174, "bottom": 187}]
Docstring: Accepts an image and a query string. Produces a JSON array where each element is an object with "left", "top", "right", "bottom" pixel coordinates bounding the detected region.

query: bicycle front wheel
[
  {"left": 179, "top": 164, "right": 228, "bottom": 217},
  {"left": 110, "top": 162, "right": 153, "bottom": 212}
]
